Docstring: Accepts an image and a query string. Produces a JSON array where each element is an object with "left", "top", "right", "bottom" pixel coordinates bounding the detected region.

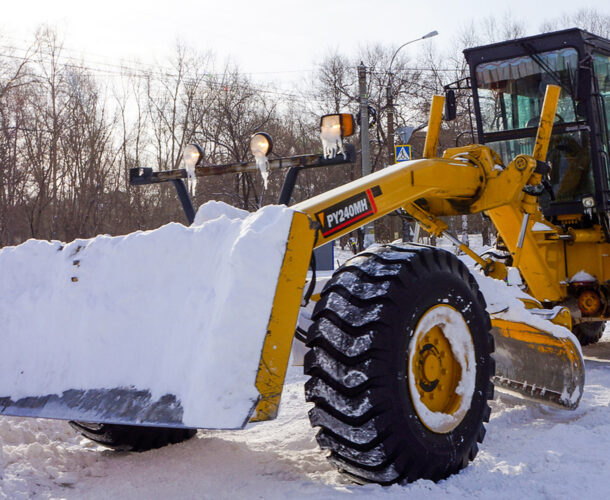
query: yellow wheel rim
[
  {"left": 412, "top": 325, "right": 462, "bottom": 415},
  {"left": 407, "top": 304, "right": 475, "bottom": 433}
]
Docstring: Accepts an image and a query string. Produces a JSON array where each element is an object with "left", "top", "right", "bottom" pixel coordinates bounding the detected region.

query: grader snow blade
[
  {"left": 0, "top": 207, "right": 316, "bottom": 429},
  {"left": 491, "top": 318, "right": 584, "bottom": 409}
]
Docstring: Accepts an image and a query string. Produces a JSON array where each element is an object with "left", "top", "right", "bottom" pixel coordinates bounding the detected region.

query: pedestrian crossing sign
[{"left": 394, "top": 144, "right": 412, "bottom": 162}]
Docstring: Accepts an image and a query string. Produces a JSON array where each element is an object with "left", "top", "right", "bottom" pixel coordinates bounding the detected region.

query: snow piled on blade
[
  {"left": 192, "top": 199, "right": 250, "bottom": 224},
  {"left": 570, "top": 269, "right": 596, "bottom": 283},
  {"left": 0, "top": 202, "right": 295, "bottom": 428},
  {"left": 473, "top": 272, "right": 579, "bottom": 345}
]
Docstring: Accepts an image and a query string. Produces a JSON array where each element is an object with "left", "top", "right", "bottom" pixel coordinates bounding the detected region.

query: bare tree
[
  {"left": 56, "top": 68, "right": 119, "bottom": 240},
  {"left": 194, "top": 66, "right": 278, "bottom": 209},
  {"left": 138, "top": 44, "right": 216, "bottom": 223},
  {"left": 541, "top": 8, "right": 610, "bottom": 38}
]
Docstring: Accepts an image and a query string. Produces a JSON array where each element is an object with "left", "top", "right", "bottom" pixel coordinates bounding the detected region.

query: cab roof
[{"left": 464, "top": 28, "right": 610, "bottom": 67}]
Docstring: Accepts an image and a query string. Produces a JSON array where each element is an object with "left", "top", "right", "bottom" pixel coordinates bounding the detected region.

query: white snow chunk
[
  {"left": 186, "top": 166, "right": 197, "bottom": 195},
  {"left": 561, "top": 384, "right": 581, "bottom": 406},
  {"left": 531, "top": 222, "right": 554, "bottom": 232},
  {"left": 255, "top": 155, "right": 271, "bottom": 189},
  {"left": 192, "top": 200, "right": 249, "bottom": 225},
  {"left": 250, "top": 135, "right": 272, "bottom": 189},
  {"left": 507, "top": 266, "right": 523, "bottom": 286},
  {"left": 0, "top": 203, "right": 297, "bottom": 428},
  {"left": 320, "top": 117, "right": 345, "bottom": 160},
  {"left": 570, "top": 270, "right": 596, "bottom": 283}
]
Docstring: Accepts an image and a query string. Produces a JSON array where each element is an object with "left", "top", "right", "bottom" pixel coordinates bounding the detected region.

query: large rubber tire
[
  {"left": 69, "top": 422, "right": 197, "bottom": 451},
  {"left": 573, "top": 321, "right": 606, "bottom": 346},
  {"left": 305, "top": 245, "right": 495, "bottom": 484}
]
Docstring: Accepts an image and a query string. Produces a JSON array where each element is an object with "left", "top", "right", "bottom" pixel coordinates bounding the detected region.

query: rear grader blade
[
  {"left": 474, "top": 270, "right": 585, "bottom": 409},
  {"left": 490, "top": 317, "right": 584, "bottom": 409}
]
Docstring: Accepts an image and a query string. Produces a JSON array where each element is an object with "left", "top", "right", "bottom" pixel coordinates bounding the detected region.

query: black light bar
[{"left": 129, "top": 145, "right": 356, "bottom": 186}]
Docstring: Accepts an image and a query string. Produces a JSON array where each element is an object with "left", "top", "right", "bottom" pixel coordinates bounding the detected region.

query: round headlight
[
  {"left": 249, "top": 132, "right": 273, "bottom": 158},
  {"left": 320, "top": 115, "right": 342, "bottom": 142},
  {"left": 183, "top": 144, "right": 203, "bottom": 169}
]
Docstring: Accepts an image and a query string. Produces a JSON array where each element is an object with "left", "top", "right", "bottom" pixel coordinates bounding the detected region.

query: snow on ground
[
  {"left": 1, "top": 334, "right": 610, "bottom": 499},
  {"left": 2, "top": 237, "right": 610, "bottom": 498}
]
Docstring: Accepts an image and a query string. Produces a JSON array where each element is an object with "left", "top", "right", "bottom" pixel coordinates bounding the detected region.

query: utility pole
[
  {"left": 358, "top": 62, "right": 371, "bottom": 177},
  {"left": 358, "top": 62, "right": 374, "bottom": 248},
  {"left": 386, "top": 82, "right": 395, "bottom": 167}
]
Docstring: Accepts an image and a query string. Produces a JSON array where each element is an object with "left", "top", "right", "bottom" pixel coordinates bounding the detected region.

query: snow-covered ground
[
  {"left": 1, "top": 333, "right": 609, "bottom": 499},
  {"left": 2, "top": 234, "right": 610, "bottom": 498}
]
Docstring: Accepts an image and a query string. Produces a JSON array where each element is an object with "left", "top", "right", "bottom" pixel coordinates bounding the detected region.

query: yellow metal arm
[
  {"left": 423, "top": 95, "right": 445, "bottom": 158},
  {"left": 533, "top": 85, "right": 561, "bottom": 162},
  {"left": 292, "top": 86, "right": 566, "bottom": 302},
  {"left": 292, "top": 145, "right": 542, "bottom": 251},
  {"left": 292, "top": 157, "right": 483, "bottom": 247}
]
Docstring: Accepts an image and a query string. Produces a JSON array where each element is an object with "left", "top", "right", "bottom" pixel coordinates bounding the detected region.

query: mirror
[{"left": 444, "top": 89, "right": 456, "bottom": 121}]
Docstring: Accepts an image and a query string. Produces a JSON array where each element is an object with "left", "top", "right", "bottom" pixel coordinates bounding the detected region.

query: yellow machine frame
[{"left": 252, "top": 84, "right": 601, "bottom": 419}]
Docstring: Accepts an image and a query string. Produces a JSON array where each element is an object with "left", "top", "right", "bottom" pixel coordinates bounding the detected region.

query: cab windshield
[
  {"left": 475, "top": 48, "right": 594, "bottom": 204},
  {"left": 476, "top": 48, "right": 579, "bottom": 133}
]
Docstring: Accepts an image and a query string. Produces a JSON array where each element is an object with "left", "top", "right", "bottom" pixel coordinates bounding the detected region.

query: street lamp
[
  {"left": 386, "top": 30, "right": 438, "bottom": 166},
  {"left": 388, "top": 31, "right": 438, "bottom": 75},
  {"left": 386, "top": 31, "right": 438, "bottom": 244}
]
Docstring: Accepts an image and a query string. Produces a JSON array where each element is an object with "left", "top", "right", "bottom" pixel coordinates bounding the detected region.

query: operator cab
[{"left": 462, "top": 29, "right": 610, "bottom": 228}]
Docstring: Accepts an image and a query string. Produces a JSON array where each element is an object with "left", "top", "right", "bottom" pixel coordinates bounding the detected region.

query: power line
[
  {"left": 1, "top": 42, "right": 451, "bottom": 108},
  {"left": 0, "top": 45, "right": 332, "bottom": 105},
  {"left": 370, "top": 67, "right": 465, "bottom": 74},
  {"left": 0, "top": 42, "right": 315, "bottom": 78}
]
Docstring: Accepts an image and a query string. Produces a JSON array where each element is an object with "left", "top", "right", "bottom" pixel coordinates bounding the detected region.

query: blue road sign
[{"left": 395, "top": 144, "right": 412, "bottom": 162}]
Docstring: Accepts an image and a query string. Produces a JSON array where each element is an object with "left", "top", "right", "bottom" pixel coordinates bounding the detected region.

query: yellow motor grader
[{"left": 1, "top": 28, "right": 610, "bottom": 485}]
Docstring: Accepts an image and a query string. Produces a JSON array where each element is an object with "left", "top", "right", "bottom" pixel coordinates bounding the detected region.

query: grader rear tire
[
  {"left": 69, "top": 422, "right": 197, "bottom": 451},
  {"left": 573, "top": 321, "right": 606, "bottom": 346},
  {"left": 304, "top": 245, "right": 494, "bottom": 484}
]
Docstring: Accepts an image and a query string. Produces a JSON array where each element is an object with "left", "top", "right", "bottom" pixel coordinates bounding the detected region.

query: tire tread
[{"left": 305, "top": 244, "right": 494, "bottom": 484}]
